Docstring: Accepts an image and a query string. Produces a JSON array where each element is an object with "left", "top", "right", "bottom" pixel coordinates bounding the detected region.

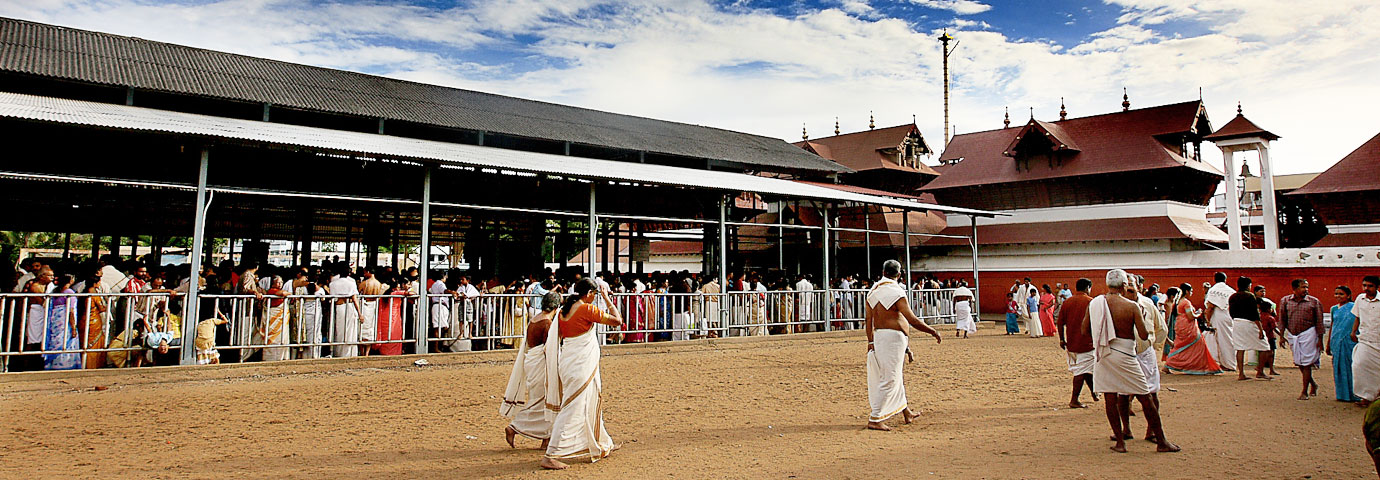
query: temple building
[
  {"left": 1291, "top": 131, "right": 1380, "bottom": 247},
  {"left": 909, "top": 97, "right": 1378, "bottom": 312},
  {"left": 921, "top": 99, "right": 1227, "bottom": 253}
]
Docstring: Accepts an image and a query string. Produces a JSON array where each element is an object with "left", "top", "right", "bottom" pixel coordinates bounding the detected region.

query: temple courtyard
[{"left": 0, "top": 326, "right": 1370, "bottom": 479}]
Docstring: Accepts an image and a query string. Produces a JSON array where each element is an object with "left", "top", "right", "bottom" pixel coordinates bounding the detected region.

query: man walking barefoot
[{"left": 864, "top": 260, "right": 942, "bottom": 431}]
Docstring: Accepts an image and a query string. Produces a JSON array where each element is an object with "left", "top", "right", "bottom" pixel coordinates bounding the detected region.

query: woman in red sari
[
  {"left": 1038, "top": 284, "right": 1057, "bottom": 337},
  {"left": 374, "top": 280, "right": 407, "bottom": 355},
  {"left": 1164, "top": 284, "right": 1225, "bottom": 375}
]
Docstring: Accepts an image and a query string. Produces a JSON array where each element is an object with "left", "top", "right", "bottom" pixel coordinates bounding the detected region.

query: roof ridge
[{"left": 948, "top": 100, "right": 1202, "bottom": 138}]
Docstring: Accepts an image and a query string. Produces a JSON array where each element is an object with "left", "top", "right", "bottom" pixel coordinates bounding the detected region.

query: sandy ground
[{"left": 0, "top": 324, "right": 1373, "bottom": 479}]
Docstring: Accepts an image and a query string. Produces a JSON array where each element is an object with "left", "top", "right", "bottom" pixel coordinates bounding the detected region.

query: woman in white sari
[
  {"left": 542, "top": 278, "right": 623, "bottom": 470},
  {"left": 501, "top": 292, "right": 563, "bottom": 449}
]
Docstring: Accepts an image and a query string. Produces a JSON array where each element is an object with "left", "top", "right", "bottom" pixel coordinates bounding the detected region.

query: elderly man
[
  {"left": 1089, "top": 269, "right": 1178, "bottom": 453},
  {"left": 864, "top": 260, "right": 941, "bottom": 431}
]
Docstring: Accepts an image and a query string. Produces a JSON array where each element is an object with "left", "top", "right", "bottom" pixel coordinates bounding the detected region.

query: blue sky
[{"left": 2, "top": 0, "right": 1378, "bottom": 175}]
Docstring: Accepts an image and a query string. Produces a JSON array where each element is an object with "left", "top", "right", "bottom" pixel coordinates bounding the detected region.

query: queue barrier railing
[{"left": 2, "top": 287, "right": 970, "bottom": 372}]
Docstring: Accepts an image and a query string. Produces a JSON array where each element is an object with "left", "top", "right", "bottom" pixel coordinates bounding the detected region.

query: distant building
[{"left": 1291, "top": 131, "right": 1380, "bottom": 247}]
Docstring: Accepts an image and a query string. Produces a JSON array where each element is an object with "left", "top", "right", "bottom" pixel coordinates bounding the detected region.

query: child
[
  {"left": 195, "top": 310, "right": 230, "bottom": 365},
  {"left": 1005, "top": 293, "right": 1020, "bottom": 335}
]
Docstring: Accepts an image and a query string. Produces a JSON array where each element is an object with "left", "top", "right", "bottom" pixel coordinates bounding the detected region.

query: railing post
[
  {"left": 821, "top": 203, "right": 831, "bottom": 332},
  {"left": 718, "top": 195, "right": 729, "bottom": 335},
  {"left": 970, "top": 214, "right": 980, "bottom": 321},
  {"left": 903, "top": 207, "right": 911, "bottom": 291},
  {"left": 415, "top": 165, "right": 432, "bottom": 354},
  {"left": 180, "top": 147, "right": 210, "bottom": 366}
]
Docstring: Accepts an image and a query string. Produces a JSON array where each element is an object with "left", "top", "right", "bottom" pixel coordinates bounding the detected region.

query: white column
[
  {"left": 1257, "top": 144, "right": 1280, "bottom": 250},
  {"left": 1218, "top": 146, "right": 1242, "bottom": 250}
]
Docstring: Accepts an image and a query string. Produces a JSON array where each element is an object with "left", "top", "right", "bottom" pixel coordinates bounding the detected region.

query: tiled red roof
[
  {"left": 1290, "top": 131, "right": 1380, "bottom": 195},
  {"left": 923, "top": 101, "right": 1221, "bottom": 191},
  {"left": 1311, "top": 232, "right": 1380, "bottom": 248},
  {"left": 792, "top": 124, "right": 939, "bottom": 176},
  {"left": 925, "top": 215, "right": 1228, "bottom": 246},
  {"left": 1003, "top": 119, "right": 1080, "bottom": 156},
  {"left": 1203, "top": 113, "right": 1279, "bottom": 141}
]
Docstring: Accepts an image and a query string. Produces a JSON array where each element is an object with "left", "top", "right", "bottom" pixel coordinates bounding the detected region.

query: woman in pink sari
[
  {"left": 1164, "top": 284, "right": 1225, "bottom": 375},
  {"left": 1038, "top": 284, "right": 1057, "bottom": 337}
]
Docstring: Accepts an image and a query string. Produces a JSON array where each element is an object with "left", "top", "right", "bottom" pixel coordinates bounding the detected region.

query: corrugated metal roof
[
  {"left": 0, "top": 17, "right": 847, "bottom": 174},
  {"left": 0, "top": 91, "right": 998, "bottom": 217}
]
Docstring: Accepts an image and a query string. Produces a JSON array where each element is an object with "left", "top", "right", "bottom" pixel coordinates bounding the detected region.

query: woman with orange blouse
[{"left": 541, "top": 278, "right": 623, "bottom": 470}]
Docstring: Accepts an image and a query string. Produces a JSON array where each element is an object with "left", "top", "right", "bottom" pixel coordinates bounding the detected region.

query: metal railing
[
  {"left": 1, "top": 292, "right": 183, "bottom": 371},
  {"left": 1, "top": 287, "right": 968, "bottom": 372}
]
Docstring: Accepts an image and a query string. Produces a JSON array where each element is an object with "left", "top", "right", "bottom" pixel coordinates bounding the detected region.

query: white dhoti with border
[
  {"left": 1231, "top": 319, "right": 1269, "bottom": 352},
  {"left": 1094, "top": 338, "right": 1151, "bottom": 396},
  {"left": 1137, "top": 347, "right": 1160, "bottom": 393},
  {"left": 332, "top": 302, "right": 359, "bottom": 358},
  {"left": 1287, "top": 327, "right": 1321, "bottom": 367},
  {"left": 1067, "top": 351, "right": 1094, "bottom": 376},
  {"left": 867, "top": 329, "right": 909, "bottom": 423},
  {"left": 501, "top": 339, "right": 551, "bottom": 441},
  {"left": 1353, "top": 341, "right": 1380, "bottom": 401},
  {"left": 544, "top": 328, "right": 615, "bottom": 462}
]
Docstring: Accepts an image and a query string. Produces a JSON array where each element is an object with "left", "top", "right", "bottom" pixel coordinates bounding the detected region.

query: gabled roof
[
  {"left": 0, "top": 17, "right": 847, "bottom": 174},
  {"left": 1204, "top": 112, "right": 1279, "bottom": 141},
  {"left": 1290, "top": 131, "right": 1380, "bottom": 195},
  {"left": 791, "top": 124, "right": 938, "bottom": 176},
  {"left": 1003, "top": 119, "right": 1080, "bottom": 156},
  {"left": 923, "top": 100, "right": 1221, "bottom": 191}
]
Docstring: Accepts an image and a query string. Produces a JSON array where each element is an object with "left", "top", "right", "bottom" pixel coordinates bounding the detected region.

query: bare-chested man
[
  {"left": 1088, "top": 269, "right": 1179, "bottom": 453},
  {"left": 864, "top": 260, "right": 942, "bottom": 431}
]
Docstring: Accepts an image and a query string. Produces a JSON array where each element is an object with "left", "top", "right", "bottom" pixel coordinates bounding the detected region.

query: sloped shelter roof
[
  {"left": 0, "top": 17, "right": 846, "bottom": 174},
  {"left": 0, "top": 91, "right": 998, "bottom": 217},
  {"left": 1204, "top": 112, "right": 1280, "bottom": 141}
]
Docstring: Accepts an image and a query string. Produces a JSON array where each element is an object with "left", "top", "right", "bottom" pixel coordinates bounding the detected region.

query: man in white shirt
[
  {"left": 327, "top": 264, "right": 363, "bottom": 358},
  {"left": 1203, "top": 272, "right": 1237, "bottom": 370},
  {"left": 1350, "top": 275, "right": 1380, "bottom": 407}
]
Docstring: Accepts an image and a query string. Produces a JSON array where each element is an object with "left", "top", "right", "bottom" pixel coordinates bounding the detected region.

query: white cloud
[
  {"left": 0, "top": 0, "right": 1377, "bottom": 177},
  {"left": 907, "top": 0, "right": 991, "bottom": 15}
]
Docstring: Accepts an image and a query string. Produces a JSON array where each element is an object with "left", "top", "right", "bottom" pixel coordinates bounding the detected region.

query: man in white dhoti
[
  {"left": 1057, "top": 278, "right": 1096, "bottom": 408},
  {"left": 953, "top": 287, "right": 976, "bottom": 338},
  {"left": 502, "top": 292, "right": 561, "bottom": 449},
  {"left": 1228, "top": 276, "right": 1271, "bottom": 381},
  {"left": 542, "top": 279, "right": 623, "bottom": 470},
  {"left": 864, "top": 260, "right": 942, "bottom": 431},
  {"left": 1204, "top": 272, "right": 1237, "bottom": 371},
  {"left": 1125, "top": 273, "right": 1168, "bottom": 440},
  {"left": 357, "top": 268, "right": 384, "bottom": 356},
  {"left": 327, "top": 265, "right": 363, "bottom": 358},
  {"left": 1280, "top": 279, "right": 1325, "bottom": 400},
  {"left": 1353, "top": 276, "right": 1380, "bottom": 407},
  {"left": 1089, "top": 269, "right": 1178, "bottom": 453}
]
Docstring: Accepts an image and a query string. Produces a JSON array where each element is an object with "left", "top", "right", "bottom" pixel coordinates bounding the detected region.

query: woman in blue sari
[
  {"left": 1330, "top": 285, "right": 1359, "bottom": 402},
  {"left": 44, "top": 274, "right": 82, "bottom": 370}
]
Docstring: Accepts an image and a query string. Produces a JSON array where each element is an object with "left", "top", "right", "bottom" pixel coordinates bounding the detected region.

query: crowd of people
[
  {"left": 1040, "top": 269, "right": 1380, "bottom": 454},
  {"left": 5, "top": 254, "right": 975, "bottom": 372}
]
